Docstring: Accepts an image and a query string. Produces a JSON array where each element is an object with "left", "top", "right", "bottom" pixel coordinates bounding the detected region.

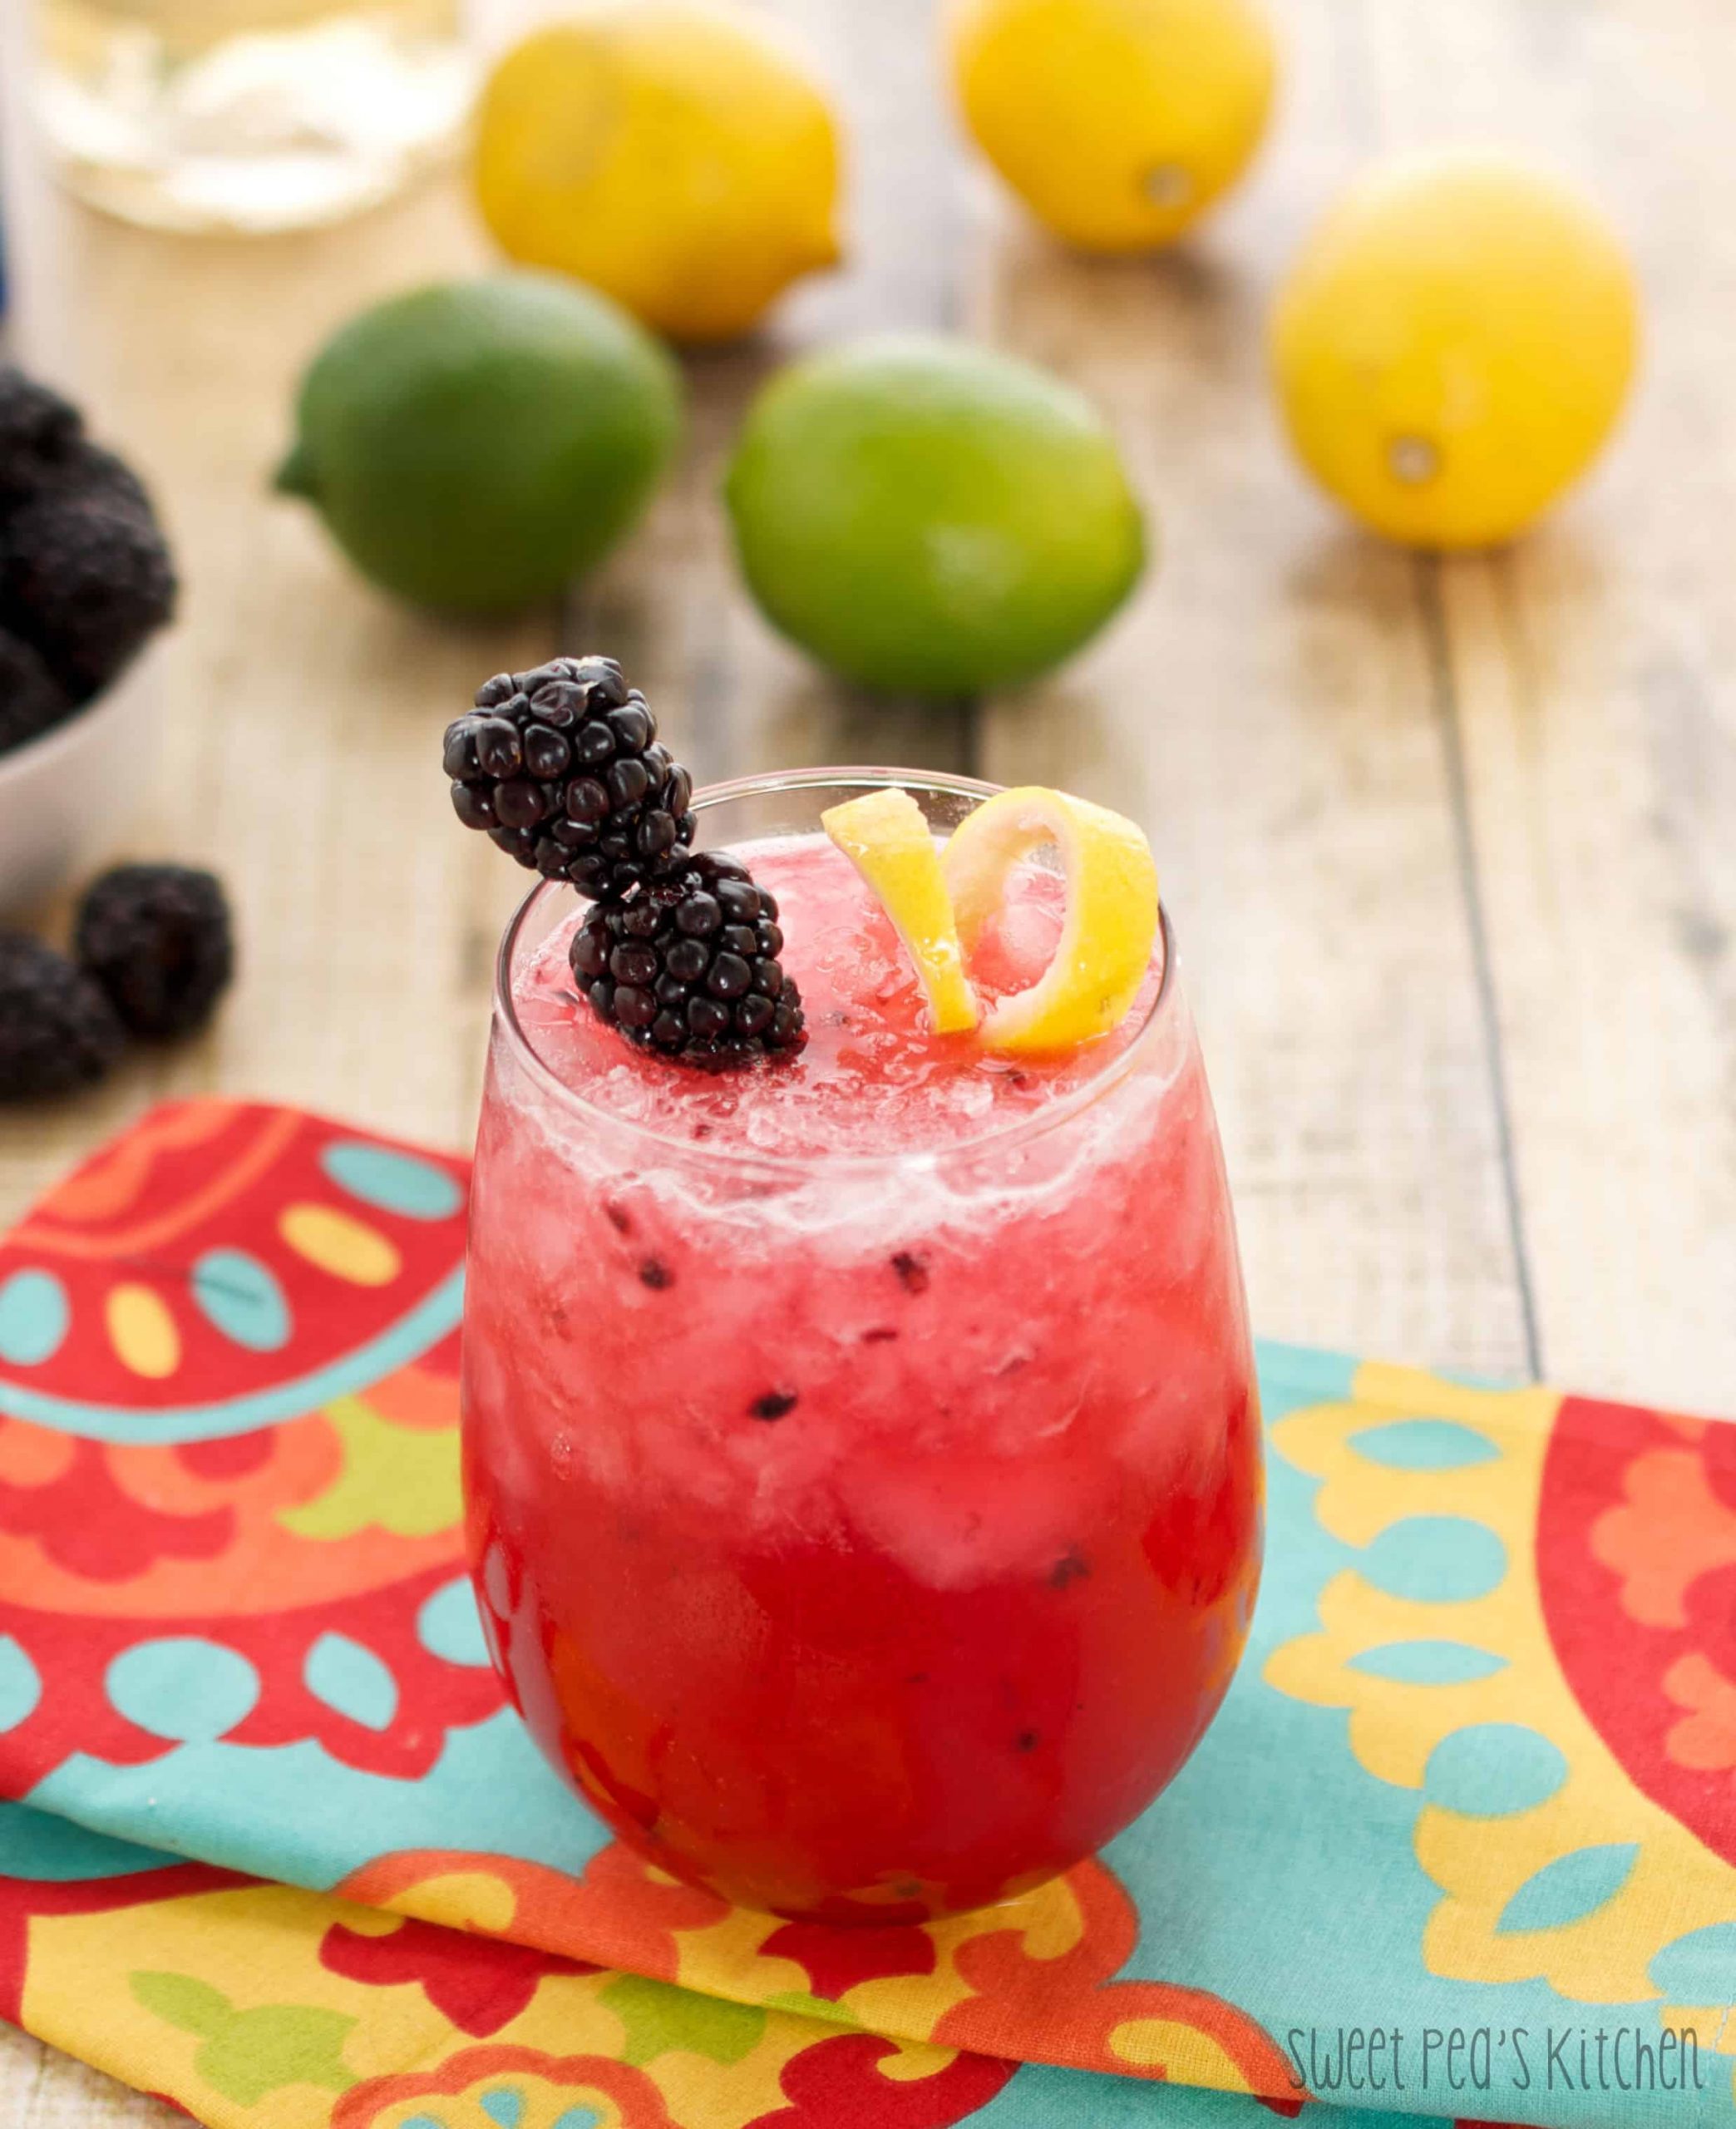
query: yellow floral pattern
[{"left": 1266, "top": 1361, "right": 1736, "bottom": 2067}]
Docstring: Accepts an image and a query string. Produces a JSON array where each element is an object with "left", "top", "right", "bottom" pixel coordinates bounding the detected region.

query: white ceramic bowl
[{"left": 0, "top": 638, "right": 167, "bottom": 915}]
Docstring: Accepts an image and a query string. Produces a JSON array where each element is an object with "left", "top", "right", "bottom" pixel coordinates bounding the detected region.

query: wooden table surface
[{"left": 4, "top": 0, "right": 1735, "bottom": 2117}]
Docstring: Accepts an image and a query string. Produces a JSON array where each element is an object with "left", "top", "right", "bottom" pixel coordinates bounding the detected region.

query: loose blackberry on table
[
  {"left": 75, "top": 863, "right": 234, "bottom": 1039},
  {"left": 446, "top": 656, "right": 805, "bottom": 1070},
  {"left": 0, "top": 934, "right": 126, "bottom": 1101}
]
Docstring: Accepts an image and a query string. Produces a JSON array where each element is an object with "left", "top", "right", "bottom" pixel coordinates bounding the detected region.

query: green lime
[
  {"left": 276, "top": 273, "right": 682, "bottom": 614},
  {"left": 723, "top": 333, "right": 1147, "bottom": 696}
]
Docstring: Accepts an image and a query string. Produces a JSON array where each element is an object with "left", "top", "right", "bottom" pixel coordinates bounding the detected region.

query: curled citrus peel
[
  {"left": 940, "top": 785, "right": 1159, "bottom": 1054},
  {"left": 821, "top": 788, "right": 979, "bottom": 1034},
  {"left": 824, "top": 782, "right": 1160, "bottom": 1055}
]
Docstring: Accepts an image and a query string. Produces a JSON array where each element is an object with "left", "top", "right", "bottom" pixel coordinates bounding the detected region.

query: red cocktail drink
[{"left": 462, "top": 772, "right": 1260, "bottom": 1921}]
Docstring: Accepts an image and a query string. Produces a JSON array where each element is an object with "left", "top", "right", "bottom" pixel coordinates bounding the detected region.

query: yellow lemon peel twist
[
  {"left": 941, "top": 786, "right": 1159, "bottom": 1053},
  {"left": 825, "top": 783, "right": 1160, "bottom": 1055},
  {"left": 821, "top": 788, "right": 979, "bottom": 1034}
]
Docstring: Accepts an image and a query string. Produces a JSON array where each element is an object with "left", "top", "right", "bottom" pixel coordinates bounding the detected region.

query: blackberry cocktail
[{"left": 446, "top": 663, "right": 1261, "bottom": 1922}]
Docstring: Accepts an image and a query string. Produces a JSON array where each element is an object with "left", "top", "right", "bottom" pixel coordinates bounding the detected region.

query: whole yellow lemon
[
  {"left": 473, "top": 1, "right": 844, "bottom": 346},
  {"left": 1271, "top": 152, "right": 1640, "bottom": 548},
  {"left": 947, "top": 0, "right": 1275, "bottom": 252}
]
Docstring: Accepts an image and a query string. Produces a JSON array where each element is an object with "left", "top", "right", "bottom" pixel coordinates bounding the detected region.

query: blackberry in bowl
[{"left": 0, "top": 363, "right": 176, "bottom": 912}]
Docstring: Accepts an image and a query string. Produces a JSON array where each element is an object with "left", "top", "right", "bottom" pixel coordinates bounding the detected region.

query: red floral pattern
[
  {"left": 743, "top": 2034, "right": 1015, "bottom": 2128},
  {"left": 760, "top": 1918, "right": 938, "bottom": 2000},
  {"left": 0, "top": 1565, "right": 501, "bottom": 1787},
  {"left": 319, "top": 1913, "right": 597, "bottom": 2034},
  {"left": 1539, "top": 1395, "right": 1736, "bottom": 1868},
  {"left": 0, "top": 1102, "right": 493, "bottom": 1791},
  {"left": 0, "top": 1430, "right": 233, "bottom": 1581}
]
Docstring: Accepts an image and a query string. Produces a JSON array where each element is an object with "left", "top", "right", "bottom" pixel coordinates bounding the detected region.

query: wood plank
[
  {"left": 2, "top": 2023, "right": 181, "bottom": 2129},
  {"left": 1357, "top": 0, "right": 1736, "bottom": 1412},
  {"left": 966, "top": 0, "right": 1533, "bottom": 1374}
]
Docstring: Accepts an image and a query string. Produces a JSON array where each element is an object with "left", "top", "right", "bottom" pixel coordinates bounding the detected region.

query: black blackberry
[
  {"left": 0, "top": 934, "right": 126, "bottom": 1101},
  {"left": 0, "top": 625, "right": 73, "bottom": 756},
  {"left": 570, "top": 852, "right": 806, "bottom": 1071},
  {"left": 22, "top": 437, "right": 155, "bottom": 518},
  {"left": 447, "top": 655, "right": 805, "bottom": 1072},
  {"left": 0, "top": 366, "right": 83, "bottom": 492},
  {"left": 444, "top": 655, "right": 696, "bottom": 898},
  {"left": 1, "top": 487, "right": 177, "bottom": 698},
  {"left": 75, "top": 864, "right": 234, "bottom": 1040}
]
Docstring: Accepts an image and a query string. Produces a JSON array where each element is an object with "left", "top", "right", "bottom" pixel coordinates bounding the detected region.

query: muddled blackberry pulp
[{"left": 446, "top": 657, "right": 806, "bottom": 1069}]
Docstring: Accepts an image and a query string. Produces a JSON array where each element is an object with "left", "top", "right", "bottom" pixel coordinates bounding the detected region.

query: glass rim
[{"left": 491, "top": 765, "right": 1180, "bottom": 1177}]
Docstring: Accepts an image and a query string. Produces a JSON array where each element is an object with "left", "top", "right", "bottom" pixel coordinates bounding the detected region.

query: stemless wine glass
[{"left": 461, "top": 769, "right": 1263, "bottom": 1923}]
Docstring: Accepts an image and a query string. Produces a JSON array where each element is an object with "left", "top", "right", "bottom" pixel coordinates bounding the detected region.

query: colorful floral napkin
[{"left": 2, "top": 1100, "right": 1733, "bottom": 2129}]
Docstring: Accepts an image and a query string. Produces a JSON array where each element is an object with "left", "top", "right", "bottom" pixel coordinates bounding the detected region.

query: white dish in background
[{"left": 0, "top": 639, "right": 168, "bottom": 915}]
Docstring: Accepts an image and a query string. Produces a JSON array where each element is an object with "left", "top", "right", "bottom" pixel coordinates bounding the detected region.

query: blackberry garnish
[
  {"left": 0, "top": 934, "right": 126, "bottom": 1101},
  {"left": 444, "top": 655, "right": 696, "bottom": 898},
  {"left": 570, "top": 850, "right": 806, "bottom": 1071},
  {"left": 74, "top": 864, "right": 234, "bottom": 1040},
  {"left": 0, "top": 625, "right": 72, "bottom": 756},
  {"left": 447, "top": 655, "right": 804, "bottom": 1071}
]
